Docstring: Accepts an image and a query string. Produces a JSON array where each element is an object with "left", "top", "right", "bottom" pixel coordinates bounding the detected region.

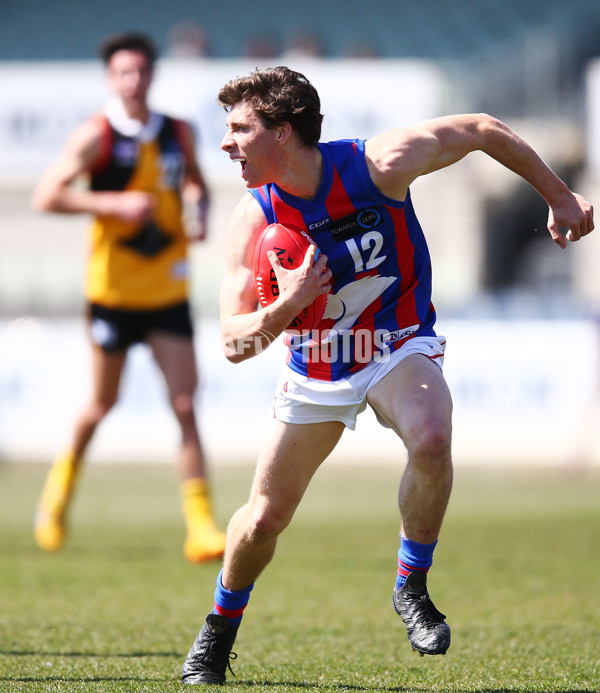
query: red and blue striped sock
[
  {"left": 395, "top": 536, "right": 438, "bottom": 591},
  {"left": 212, "top": 569, "right": 254, "bottom": 629}
]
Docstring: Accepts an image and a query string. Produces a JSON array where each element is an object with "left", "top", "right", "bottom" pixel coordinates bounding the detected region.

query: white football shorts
[{"left": 272, "top": 335, "right": 446, "bottom": 430}]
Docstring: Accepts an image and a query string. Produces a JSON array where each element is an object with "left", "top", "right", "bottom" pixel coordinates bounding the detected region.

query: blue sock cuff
[
  {"left": 214, "top": 569, "right": 254, "bottom": 610},
  {"left": 398, "top": 537, "right": 438, "bottom": 570}
]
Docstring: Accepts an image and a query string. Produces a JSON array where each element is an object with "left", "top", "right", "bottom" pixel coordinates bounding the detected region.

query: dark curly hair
[
  {"left": 99, "top": 32, "right": 158, "bottom": 66},
  {"left": 217, "top": 66, "right": 323, "bottom": 147}
]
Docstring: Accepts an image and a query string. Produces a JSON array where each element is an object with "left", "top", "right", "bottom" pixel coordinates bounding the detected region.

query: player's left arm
[
  {"left": 176, "top": 119, "right": 210, "bottom": 241},
  {"left": 366, "top": 113, "right": 594, "bottom": 248},
  {"left": 219, "top": 195, "right": 330, "bottom": 363}
]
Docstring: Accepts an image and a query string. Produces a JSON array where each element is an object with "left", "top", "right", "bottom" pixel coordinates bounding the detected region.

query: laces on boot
[{"left": 410, "top": 592, "right": 447, "bottom": 626}]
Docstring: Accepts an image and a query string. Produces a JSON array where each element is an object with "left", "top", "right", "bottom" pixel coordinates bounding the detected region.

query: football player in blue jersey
[{"left": 182, "top": 65, "right": 593, "bottom": 685}]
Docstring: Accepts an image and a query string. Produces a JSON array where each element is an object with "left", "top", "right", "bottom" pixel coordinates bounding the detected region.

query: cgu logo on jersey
[{"left": 328, "top": 207, "right": 383, "bottom": 242}]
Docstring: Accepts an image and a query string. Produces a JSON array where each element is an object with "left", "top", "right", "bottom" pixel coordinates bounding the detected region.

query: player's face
[
  {"left": 107, "top": 49, "right": 153, "bottom": 117},
  {"left": 221, "top": 102, "right": 284, "bottom": 188}
]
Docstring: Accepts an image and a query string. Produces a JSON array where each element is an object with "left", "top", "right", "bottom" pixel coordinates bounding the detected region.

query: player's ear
[{"left": 276, "top": 122, "right": 292, "bottom": 144}]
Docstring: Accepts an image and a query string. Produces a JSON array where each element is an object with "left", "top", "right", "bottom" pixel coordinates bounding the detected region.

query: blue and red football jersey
[{"left": 250, "top": 138, "right": 437, "bottom": 381}]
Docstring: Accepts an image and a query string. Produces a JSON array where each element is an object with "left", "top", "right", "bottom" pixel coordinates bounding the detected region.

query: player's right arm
[
  {"left": 220, "top": 194, "right": 330, "bottom": 363},
  {"left": 31, "top": 117, "right": 155, "bottom": 222}
]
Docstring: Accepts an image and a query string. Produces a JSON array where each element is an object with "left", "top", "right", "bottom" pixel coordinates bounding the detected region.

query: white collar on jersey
[{"left": 104, "top": 97, "right": 163, "bottom": 142}]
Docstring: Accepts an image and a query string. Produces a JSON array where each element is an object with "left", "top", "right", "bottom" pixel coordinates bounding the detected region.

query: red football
[{"left": 253, "top": 223, "right": 328, "bottom": 333}]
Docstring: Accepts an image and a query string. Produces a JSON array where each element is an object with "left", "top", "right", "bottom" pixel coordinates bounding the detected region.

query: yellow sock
[
  {"left": 180, "top": 478, "right": 226, "bottom": 564},
  {"left": 34, "top": 450, "right": 81, "bottom": 551},
  {"left": 181, "top": 478, "right": 215, "bottom": 529}
]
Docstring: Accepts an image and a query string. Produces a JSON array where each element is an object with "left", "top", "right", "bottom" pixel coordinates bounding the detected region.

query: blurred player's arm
[
  {"left": 31, "top": 118, "right": 155, "bottom": 222},
  {"left": 177, "top": 120, "right": 210, "bottom": 242}
]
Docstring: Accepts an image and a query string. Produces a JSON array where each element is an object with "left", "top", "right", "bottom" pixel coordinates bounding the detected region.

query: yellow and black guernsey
[{"left": 86, "top": 107, "right": 190, "bottom": 309}]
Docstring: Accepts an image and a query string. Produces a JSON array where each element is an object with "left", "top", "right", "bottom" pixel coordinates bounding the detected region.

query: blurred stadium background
[{"left": 1, "top": 0, "right": 600, "bottom": 467}]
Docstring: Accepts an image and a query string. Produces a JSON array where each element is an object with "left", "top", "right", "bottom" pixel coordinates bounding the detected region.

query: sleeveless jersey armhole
[
  {"left": 250, "top": 187, "right": 276, "bottom": 225},
  {"left": 352, "top": 138, "right": 408, "bottom": 209}
]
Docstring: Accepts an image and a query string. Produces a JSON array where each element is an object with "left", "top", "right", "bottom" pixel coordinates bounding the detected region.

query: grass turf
[{"left": 1, "top": 461, "right": 599, "bottom": 692}]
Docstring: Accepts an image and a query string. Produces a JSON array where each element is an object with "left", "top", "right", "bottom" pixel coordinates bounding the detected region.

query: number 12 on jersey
[{"left": 345, "top": 231, "right": 386, "bottom": 272}]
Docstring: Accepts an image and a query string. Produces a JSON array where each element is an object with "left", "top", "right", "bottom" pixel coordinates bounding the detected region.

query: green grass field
[{"left": 1, "top": 461, "right": 599, "bottom": 692}]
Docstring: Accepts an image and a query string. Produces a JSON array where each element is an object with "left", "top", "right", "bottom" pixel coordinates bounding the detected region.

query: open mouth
[{"left": 231, "top": 157, "right": 247, "bottom": 173}]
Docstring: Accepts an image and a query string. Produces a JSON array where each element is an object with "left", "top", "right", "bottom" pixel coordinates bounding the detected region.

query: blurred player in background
[
  {"left": 181, "top": 66, "right": 594, "bottom": 684},
  {"left": 32, "top": 31, "right": 226, "bottom": 564}
]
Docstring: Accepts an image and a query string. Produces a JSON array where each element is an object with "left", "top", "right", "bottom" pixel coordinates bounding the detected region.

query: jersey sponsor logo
[
  {"left": 308, "top": 217, "right": 330, "bottom": 231},
  {"left": 328, "top": 207, "right": 383, "bottom": 242},
  {"left": 113, "top": 139, "right": 138, "bottom": 166}
]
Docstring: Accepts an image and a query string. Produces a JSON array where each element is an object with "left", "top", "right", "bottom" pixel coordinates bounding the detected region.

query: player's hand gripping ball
[{"left": 253, "top": 223, "right": 328, "bottom": 332}]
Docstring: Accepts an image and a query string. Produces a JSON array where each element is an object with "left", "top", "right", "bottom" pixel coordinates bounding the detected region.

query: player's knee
[
  {"left": 406, "top": 418, "right": 452, "bottom": 468},
  {"left": 87, "top": 400, "right": 116, "bottom": 424},
  {"left": 247, "top": 505, "right": 289, "bottom": 542},
  {"left": 171, "top": 392, "right": 195, "bottom": 420}
]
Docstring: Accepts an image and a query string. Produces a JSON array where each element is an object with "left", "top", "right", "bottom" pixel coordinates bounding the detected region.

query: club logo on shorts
[{"left": 90, "top": 318, "right": 118, "bottom": 348}]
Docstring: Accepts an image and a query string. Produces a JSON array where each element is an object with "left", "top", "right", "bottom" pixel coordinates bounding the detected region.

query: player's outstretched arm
[
  {"left": 366, "top": 113, "right": 593, "bottom": 247},
  {"left": 453, "top": 114, "right": 594, "bottom": 247}
]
